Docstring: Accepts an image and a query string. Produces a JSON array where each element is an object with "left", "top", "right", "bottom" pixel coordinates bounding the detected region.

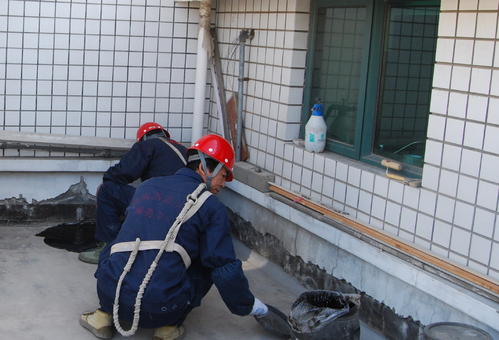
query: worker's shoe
[
  {"left": 152, "top": 325, "right": 185, "bottom": 340},
  {"left": 79, "top": 309, "right": 114, "bottom": 339},
  {"left": 78, "top": 242, "right": 106, "bottom": 264}
]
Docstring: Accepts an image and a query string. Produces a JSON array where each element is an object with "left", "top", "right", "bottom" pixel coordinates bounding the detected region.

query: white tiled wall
[
  {"left": 1, "top": 0, "right": 497, "bottom": 278},
  {"left": 212, "top": 0, "right": 499, "bottom": 279},
  {"left": 0, "top": 0, "right": 199, "bottom": 150}
]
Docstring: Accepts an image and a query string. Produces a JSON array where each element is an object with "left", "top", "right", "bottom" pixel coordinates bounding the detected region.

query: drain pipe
[{"left": 191, "top": 0, "right": 212, "bottom": 143}]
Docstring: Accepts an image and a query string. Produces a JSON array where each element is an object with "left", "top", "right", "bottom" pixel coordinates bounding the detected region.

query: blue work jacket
[
  {"left": 95, "top": 168, "right": 255, "bottom": 318},
  {"left": 103, "top": 138, "right": 187, "bottom": 184}
]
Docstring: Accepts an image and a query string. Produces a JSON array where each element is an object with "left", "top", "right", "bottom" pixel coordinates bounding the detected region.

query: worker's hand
[{"left": 250, "top": 297, "right": 268, "bottom": 316}]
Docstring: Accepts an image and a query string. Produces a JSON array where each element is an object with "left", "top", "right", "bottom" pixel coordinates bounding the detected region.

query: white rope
[{"left": 112, "top": 183, "right": 208, "bottom": 336}]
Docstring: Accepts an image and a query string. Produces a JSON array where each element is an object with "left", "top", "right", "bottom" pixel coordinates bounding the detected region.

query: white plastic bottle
[{"left": 305, "top": 103, "right": 327, "bottom": 153}]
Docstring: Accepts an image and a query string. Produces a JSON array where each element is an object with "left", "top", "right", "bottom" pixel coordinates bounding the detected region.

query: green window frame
[{"left": 302, "top": 0, "right": 440, "bottom": 176}]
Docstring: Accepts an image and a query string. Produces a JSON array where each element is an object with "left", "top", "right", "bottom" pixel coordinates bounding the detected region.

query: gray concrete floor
[{"left": 0, "top": 223, "right": 385, "bottom": 340}]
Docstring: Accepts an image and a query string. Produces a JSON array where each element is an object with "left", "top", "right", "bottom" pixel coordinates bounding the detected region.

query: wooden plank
[
  {"left": 269, "top": 183, "right": 499, "bottom": 295},
  {"left": 226, "top": 95, "right": 249, "bottom": 161},
  {"left": 209, "top": 27, "right": 231, "bottom": 140}
]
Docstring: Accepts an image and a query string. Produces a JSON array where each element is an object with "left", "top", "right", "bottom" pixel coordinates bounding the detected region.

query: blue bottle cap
[{"left": 311, "top": 103, "right": 324, "bottom": 116}]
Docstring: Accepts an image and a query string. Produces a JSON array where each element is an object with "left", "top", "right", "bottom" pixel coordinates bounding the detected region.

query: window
[{"left": 303, "top": 0, "right": 440, "bottom": 174}]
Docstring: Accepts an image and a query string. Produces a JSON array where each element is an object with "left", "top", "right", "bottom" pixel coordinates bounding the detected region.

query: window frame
[{"left": 302, "top": 0, "right": 440, "bottom": 177}]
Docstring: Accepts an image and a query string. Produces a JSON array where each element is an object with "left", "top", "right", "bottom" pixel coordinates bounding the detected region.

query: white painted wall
[{"left": 0, "top": 159, "right": 116, "bottom": 201}]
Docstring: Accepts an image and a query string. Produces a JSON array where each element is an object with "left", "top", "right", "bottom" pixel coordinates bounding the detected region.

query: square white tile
[
  {"left": 371, "top": 196, "right": 386, "bottom": 220},
  {"left": 480, "top": 154, "right": 499, "bottom": 183},
  {"left": 347, "top": 167, "right": 361, "bottom": 187},
  {"left": 433, "top": 219, "right": 452, "bottom": 247},
  {"left": 457, "top": 174, "right": 478, "bottom": 204},
  {"left": 438, "top": 12, "right": 456, "bottom": 36},
  {"left": 460, "top": 148, "right": 481, "bottom": 177},
  {"left": 473, "top": 207, "right": 495, "bottom": 238},
  {"left": 476, "top": 12, "right": 497, "bottom": 39},
  {"left": 441, "top": 144, "right": 461, "bottom": 171},
  {"left": 469, "top": 234, "right": 492, "bottom": 264},
  {"left": 426, "top": 114, "right": 446, "bottom": 141},
  {"left": 453, "top": 200, "right": 474, "bottom": 230},
  {"left": 451, "top": 66, "right": 471, "bottom": 92},
  {"left": 322, "top": 176, "right": 334, "bottom": 198},
  {"left": 432, "top": 64, "right": 452, "bottom": 89},
  {"left": 450, "top": 227, "right": 471, "bottom": 255},
  {"left": 445, "top": 118, "right": 465, "bottom": 144},
  {"left": 470, "top": 68, "right": 492, "bottom": 95},
  {"left": 473, "top": 40, "right": 494, "bottom": 67},
  {"left": 358, "top": 190, "right": 372, "bottom": 214},
  {"left": 453, "top": 39, "right": 473, "bottom": 64},
  {"left": 385, "top": 201, "right": 401, "bottom": 226},
  {"left": 456, "top": 12, "right": 476, "bottom": 38},
  {"left": 476, "top": 180, "right": 498, "bottom": 210},
  {"left": 400, "top": 207, "right": 416, "bottom": 233},
  {"left": 345, "top": 186, "right": 359, "bottom": 208},
  {"left": 439, "top": 169, "right": 459, "bottom": 197},
  {"left": 435, "top": 38, "right": 454, "bottom": 63},
  {"left": 436, "top": 194, "right": 455, "bottom": 223},
  {"left": 422, "top": 164, "right": 440, "bottom": 191},
  {"left": 374, "top": 175, "right": 389, "bottom": 196},
  {"left": 333, "top": 181, "right": 346, "bottom": 203},
  {"left": 424, "top": 140, "right": 442, "bottom": 166},
  {"left": 447, "top": 91, "right": 467, "bottom": 118},
  {"left": 483, "top": 125, "right": 499, "bottom": 154}
]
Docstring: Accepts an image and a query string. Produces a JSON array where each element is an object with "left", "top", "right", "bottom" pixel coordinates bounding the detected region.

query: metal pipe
[
  {"left": 236, "top": 30, "right": 249, "bottom": 161},
  {"left": 191, "top": 0, "right": 212, "bottom": 143}
]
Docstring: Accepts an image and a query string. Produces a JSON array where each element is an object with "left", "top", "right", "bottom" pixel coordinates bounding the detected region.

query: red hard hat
[
  {"left": 136, "top": 122, "right": 170, "bottom": 141},
  {"left": 188, "top": 134, "right": 235, "bottom": 181}
]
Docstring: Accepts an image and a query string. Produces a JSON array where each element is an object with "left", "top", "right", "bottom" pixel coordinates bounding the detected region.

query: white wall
[
  {"left": 0, "top": 0, "right": 201, "bottom": 146},
  {"left": 212, "top": 0, "right": 499, "bottom": 280}
]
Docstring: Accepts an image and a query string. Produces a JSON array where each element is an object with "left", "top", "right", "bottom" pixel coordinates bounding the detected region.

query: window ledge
[{"left": 292, "top": 139, "right": 422, "bottom": 187}]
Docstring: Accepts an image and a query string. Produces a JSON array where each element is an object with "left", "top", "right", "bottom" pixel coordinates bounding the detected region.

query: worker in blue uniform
[
  {"left": 79, "top": 134, "right": 269, "bottom": 340},
  {"left": 78, "top": 122, "right": 187, "bottom": 264}
]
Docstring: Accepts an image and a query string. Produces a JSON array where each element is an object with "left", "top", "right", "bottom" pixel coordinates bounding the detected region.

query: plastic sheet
[
  {"left": 289, "top": 290, "right": 360, "bottom": 340},
  {"left": 254, "top": 305, "right": 292, "bottom": 338},
  {"left": 289, "top": 291, "right": 350, "bottom": 333},
  {"left": 36, "top": 219, "right": 97, "bottom": 252}
]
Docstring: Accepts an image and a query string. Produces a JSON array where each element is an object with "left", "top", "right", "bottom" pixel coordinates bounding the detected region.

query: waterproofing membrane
[{"left": 36, "top": 220, "right": 98, "bottom": 252}]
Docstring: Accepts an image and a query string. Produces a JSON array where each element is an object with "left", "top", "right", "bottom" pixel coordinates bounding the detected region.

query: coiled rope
[{"left": 113, "top": 183, "right": 207, "bottom": 336}]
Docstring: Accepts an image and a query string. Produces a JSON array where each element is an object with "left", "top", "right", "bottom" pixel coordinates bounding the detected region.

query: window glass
[
  {"left": 304, "top": 0, "right": 440, "bottom": 171},
  {"left": 311, "top": 6, "right": 368, "bottom": 146},
  {"left": 373, "top": 5, "right": 439, "bottom": 167}
]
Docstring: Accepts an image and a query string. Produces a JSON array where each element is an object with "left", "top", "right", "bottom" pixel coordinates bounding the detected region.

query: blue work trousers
[
  {"left": 95, "top": 181, "right": 136, "bottom": 242},
  {"left": 97, "top": 261, "right": 213, "bottom": 328}
]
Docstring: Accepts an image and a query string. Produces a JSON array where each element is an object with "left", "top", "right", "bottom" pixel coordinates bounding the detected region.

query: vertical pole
[
  {"left": 191, "top": 0, "right": 212, "bottom": 143},
  {"left": 236, "top": 30, "right": 248, "bottom": 162}
]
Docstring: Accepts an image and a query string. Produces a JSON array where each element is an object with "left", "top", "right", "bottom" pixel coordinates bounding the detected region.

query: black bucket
[
  {"left": 288, "top": 290, "right": 360, "bottom": 340},
  {"left": 423, "top": 322, "right": 492, "bottom": 340}
]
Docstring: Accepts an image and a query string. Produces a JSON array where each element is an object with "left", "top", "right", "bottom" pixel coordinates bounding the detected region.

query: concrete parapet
[{"left": 233, "top": 161, "right": 275, "bottom": 193}]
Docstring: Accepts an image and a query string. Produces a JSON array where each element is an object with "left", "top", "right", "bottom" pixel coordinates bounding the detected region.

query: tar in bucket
[{"left": 288, "top": 290, "right": 360, "bottom": 340}]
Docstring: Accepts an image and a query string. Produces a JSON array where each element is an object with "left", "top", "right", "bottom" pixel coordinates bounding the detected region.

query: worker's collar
[{"left": 175, "top": 167, "right": 203, "bottom": 183}]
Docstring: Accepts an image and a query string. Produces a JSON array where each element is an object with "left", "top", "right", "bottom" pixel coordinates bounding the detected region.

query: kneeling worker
[
  {"left": 80, "top": 134, "right": 269, "bottom": 340},
  {"left": 79, "top": 122, "right": 187, "bottom": 264}
]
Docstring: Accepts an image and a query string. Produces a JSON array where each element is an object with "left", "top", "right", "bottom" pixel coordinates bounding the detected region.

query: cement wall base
[{"left": 219, "top": 185, "right": 499, "bottom": 340}]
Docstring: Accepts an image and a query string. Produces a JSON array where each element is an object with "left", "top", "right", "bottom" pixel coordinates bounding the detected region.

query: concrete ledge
[
  {"left": 233, "top": 161, "right": 275, "bottom": 192},
  {"left": 0, "top": 158, "right": 117, "bottom": 172}
]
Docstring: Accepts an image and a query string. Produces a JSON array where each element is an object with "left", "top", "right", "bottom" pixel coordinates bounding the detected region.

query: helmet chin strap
[{"left": 198, "top": 151, "right": 223, "bottom": 191}]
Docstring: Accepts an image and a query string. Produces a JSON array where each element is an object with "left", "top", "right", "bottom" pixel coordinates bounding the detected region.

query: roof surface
[{"left": 0, "top": 223, "right": 384, "bottom": 340}]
